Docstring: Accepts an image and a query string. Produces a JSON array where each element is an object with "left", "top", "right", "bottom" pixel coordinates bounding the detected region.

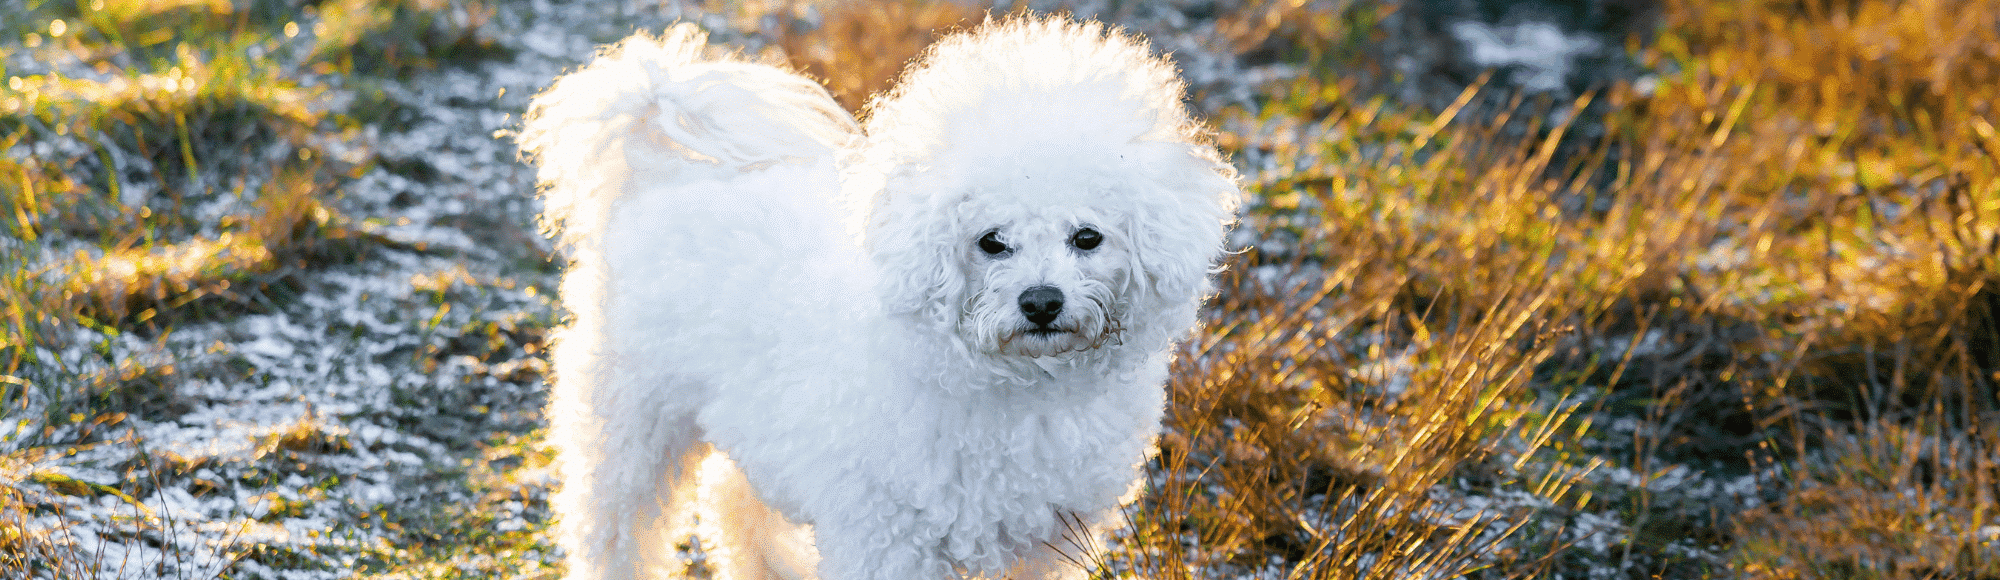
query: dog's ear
[
  {"left": 865, "top": 171, "right": 972, "bottom": 333},
  {"left": 1118, "top": 142, "right": 1242, "bottom": 315}
]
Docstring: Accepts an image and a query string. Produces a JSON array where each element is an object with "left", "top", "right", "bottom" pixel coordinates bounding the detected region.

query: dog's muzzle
[
  {"left": 1018, "top": 285, "right": 1064, "bottom": 333},
  {"left": 975, "top": 283, "right": 1111, "bottom": 357}
]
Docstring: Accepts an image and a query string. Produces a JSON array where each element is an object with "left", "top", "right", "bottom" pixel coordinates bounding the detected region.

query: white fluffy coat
[{"left": 518, "top": 16, "right": 1241, "bottom": 580}]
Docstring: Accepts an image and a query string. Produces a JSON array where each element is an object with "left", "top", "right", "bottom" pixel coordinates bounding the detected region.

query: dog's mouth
[
  {"left": 997, "top": 323, "right": 1090, "bottom": 357},
  {"left": 1024, "top": 325, "right": 1071, "bottom": 338}
]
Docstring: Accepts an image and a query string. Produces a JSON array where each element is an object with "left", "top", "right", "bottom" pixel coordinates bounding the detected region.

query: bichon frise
[{"left": 517, "top": 14, "right": 1241, "bottom": 580}]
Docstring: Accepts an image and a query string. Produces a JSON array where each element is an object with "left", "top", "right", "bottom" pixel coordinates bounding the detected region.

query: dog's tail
[
  {"left": 518, "top": 23, "right": 859, "bottom": 254},
  {"left": 518, "top": 22, "right": 872, "bottom": 378},
  {"left": 519, "top": 20, "right": 873, "bottom": 371}
]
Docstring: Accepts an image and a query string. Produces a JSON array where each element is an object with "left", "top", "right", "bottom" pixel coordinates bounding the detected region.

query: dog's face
[
  {"left": 865, "top": 145, "right": 1238, "bottom": 366},
  {"left": 959, "top": 211, "right": 1130, "bottom": 358}
]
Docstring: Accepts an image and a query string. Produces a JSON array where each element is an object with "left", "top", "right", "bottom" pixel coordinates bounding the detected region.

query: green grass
[{"left": 4, "top": 0, "right": 1998, "bottom": 578}]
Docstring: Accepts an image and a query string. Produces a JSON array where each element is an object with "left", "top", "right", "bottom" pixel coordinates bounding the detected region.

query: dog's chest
[{"left": 876, "top": 386, "right": 1152, "bottom": 565}]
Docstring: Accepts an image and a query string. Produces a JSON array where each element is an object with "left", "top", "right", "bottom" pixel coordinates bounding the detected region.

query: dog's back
[{"left": 519, "top": 24, "right": 865, "bottom": 580}]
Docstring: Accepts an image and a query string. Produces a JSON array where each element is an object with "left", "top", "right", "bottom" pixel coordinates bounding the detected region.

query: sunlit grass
[{"left": 1630, "top": 0, "right": 2000, "bottom": 576}]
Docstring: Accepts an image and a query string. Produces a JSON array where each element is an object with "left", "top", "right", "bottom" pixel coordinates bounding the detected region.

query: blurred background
[{"left": 1, "top": 0, "right": 1996, "bottom": 578}]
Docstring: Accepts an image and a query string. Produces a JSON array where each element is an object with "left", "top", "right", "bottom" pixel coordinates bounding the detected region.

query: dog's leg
[
  {"left": 696, "top": 454, "right": 821, "bottom": 580},
  {"left": 549, "top": 357, "right": 708, "bottom": 580}
]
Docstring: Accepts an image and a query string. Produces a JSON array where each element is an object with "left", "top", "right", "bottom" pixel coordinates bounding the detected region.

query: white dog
[{"left": 517, "top": 15, "right": 1240, "bottom": 580}]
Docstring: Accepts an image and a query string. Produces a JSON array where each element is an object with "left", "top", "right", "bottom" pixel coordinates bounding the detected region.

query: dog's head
[{"left": 857, "top": 16, "right": 1241, "bottom": 360}]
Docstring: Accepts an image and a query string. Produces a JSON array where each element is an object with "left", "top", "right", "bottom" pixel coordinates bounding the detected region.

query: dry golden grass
[
  {"left": 310, "top": 0, "right": 504, "bottom": 75},
  {"left": 58, "top": 169, "right": 331, "bottom": 326},
  {"left": 1626, "top": 0, "right": 2000, "bottom": 576},
  {"left": 0, "top": 453, "right": 56, "bottom": 574},
  {"left": 1214, "top": 0, "right": 1375, "bottom": 68}
]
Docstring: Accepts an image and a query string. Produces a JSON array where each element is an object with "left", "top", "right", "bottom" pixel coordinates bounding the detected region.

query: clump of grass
[
  {"left": 0, "top": 451, "right": 70, "bottom": 576},
  {"left": 0, "top": 436, "right": 255, "bottom": 579},
  {"left": 310, "top": 0, "right": 509, "bottom": 77},
  {"left": 1126, "top": 260, "right": 1606, "bottom": 577},
  {"left": 1734, "top": 422, "right": 1999, "bottom": 579},
  {"left": 52, "top": 167, "right": 334, "bottom": 330},
  {"left": 1213, "top": 0, "right": 1379, "bottom": 70}
]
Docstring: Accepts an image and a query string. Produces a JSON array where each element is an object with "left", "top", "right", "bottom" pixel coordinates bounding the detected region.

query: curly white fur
[{"left": 518, "top": 15, "right": 1241, "bottom": 580}]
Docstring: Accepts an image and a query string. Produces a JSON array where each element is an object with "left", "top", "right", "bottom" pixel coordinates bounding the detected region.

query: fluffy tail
[
  {"left": 517, "top": 25, "right": 861, "bottom": 580},
  {"left": 518, "top": 23, "right": 859, "bottom": 254}
]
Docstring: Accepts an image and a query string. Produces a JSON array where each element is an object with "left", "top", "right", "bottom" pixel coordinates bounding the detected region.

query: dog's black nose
[{"left": 1018, "top": 286, "right": 1064, "bottom": 326}]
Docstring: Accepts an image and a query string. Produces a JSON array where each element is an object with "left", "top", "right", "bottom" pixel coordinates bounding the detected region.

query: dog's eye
[
  {"left": 1070, "top": 228, "right": 1103, "bottom": 251},
  {"left": 977, "top": 231, "right": 1010, "bottom": 256}
]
